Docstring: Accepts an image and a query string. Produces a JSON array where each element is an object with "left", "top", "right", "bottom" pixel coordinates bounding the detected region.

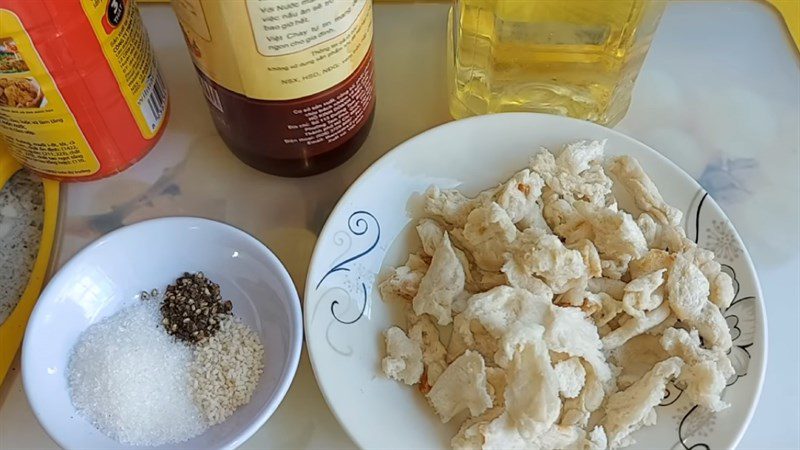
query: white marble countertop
[{"left": 1, "top": 2, "right": 798, "bottom": 449}]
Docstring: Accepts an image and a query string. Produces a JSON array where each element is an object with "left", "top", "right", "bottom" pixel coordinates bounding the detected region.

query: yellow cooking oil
[{"left": 448, "top": 0, "right": 666, "bottom": 126}]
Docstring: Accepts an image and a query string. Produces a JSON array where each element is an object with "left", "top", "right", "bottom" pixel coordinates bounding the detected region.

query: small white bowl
[{"left": 22, "top": 217, "right": 302, "bottom": 450}]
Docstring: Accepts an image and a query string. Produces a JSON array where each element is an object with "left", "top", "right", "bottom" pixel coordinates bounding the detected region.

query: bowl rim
[
  {"left": 22, "top": 216, "right": 304, "bottom": 450},
  {"left": 303, "top": 112, "right": 768, "bottom": 450}
]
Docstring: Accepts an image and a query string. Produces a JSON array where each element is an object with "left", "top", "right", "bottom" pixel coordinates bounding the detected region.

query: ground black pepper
[{"left": 159, "top": 272, "right": 233, "bottom": 343}]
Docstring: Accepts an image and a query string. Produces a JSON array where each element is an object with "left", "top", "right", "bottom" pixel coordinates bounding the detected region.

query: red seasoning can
[
  {"left": 0, "top": 0, "right": 168, "bottom": 181},
  {"left": 172, "top": 0, "right": 376, "bottom": 177}
]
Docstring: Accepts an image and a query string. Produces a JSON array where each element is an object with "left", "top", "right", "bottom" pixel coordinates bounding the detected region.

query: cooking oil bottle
[{"left": 448, "top": 0, "right": 666, "bottom": 126}]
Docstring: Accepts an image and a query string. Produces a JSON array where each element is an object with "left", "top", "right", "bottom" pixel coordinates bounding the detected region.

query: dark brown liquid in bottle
[{"left": 197, "top": 48, "right": 376, "bottom": 177}]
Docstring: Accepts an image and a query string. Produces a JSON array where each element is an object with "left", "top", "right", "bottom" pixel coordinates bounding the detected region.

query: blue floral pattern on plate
[
  {"left": 663, "top": 191, "right": 758, "bottom": 450},
  {"left": 313, "top": 211, "right": 380, "bottom": 354}
]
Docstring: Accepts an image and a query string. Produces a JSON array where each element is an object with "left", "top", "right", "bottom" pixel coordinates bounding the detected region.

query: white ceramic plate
[
  {"left": 305, "top": 113, "right": 766, "bottom": 450},
  {"left": 23, "top": 217, "right": 303, "bottom": 450}
]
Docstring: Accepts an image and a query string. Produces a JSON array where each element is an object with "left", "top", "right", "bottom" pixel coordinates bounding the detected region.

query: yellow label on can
[
  {"left": 0, "top": 10, "right": 100, "bottom": 177},
  {"left": 80, "top": 0, "right": 168, "bottom": 138}
]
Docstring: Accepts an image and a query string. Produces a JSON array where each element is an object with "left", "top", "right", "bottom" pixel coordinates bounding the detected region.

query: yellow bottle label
[
  {"left": 0, "top": 10, "right": 100, "bottom": 177},
  {"left": 173, "top": 0, "right": 373, "bottom": 101},
  {"left": 81, "top": 0, "right": 168, "bottom": 138}
]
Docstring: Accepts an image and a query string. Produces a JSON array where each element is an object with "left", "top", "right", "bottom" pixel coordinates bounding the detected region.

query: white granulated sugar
[
  {"left": 190, "top": 316, "right": 265, "bottom": 425},
  {"left": 67, "top": 301, "right": 207, "bottom": 445}
]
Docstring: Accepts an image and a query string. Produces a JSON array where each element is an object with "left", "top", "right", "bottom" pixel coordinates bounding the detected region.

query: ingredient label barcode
[
  {"left": 199, "top": 76, "right": 224, "bottom": 113},
  {"left": 138, "top": 69, "right": 168, "bottom": 133}
]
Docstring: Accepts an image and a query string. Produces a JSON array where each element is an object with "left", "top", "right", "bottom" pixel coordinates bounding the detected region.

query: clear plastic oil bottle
[{"left": 448, "top": 0, "right": 666, "bottom": 126}]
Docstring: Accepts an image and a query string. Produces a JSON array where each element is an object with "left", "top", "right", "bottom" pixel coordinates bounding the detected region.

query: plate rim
[{"left": 303, "top": 112, "right": 768, "bottom": 450}]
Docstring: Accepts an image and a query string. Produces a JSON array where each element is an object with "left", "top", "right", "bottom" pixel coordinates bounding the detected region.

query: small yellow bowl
[{"left": 0, "top": 149, "right": 59, "bottom": 385}]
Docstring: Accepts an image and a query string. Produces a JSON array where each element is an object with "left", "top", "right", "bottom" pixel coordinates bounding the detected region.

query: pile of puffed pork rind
[{"left": 379, "top": 141, "right": 736, "bottom": 450}]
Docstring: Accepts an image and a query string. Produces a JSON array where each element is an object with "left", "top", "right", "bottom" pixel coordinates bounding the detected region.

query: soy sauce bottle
[{"left": 172, "top": 0, "right": 376, "bottom": 177}]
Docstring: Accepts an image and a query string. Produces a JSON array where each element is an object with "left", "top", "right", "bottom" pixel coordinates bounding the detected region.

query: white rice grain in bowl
[{"left": 22, "top": 217, "right": 303, "bottom": 450}]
